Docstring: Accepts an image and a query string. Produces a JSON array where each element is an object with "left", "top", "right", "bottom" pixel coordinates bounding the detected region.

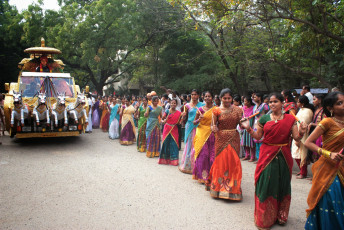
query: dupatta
[
  {"left": 254, "top": 114, "right": 296, "bottom": 184},
  {"left": 193, "top": 106, "right": 214, "bottom": 160},
  {"left": 162, "top": 110, "right": 181, "bottom": 147}
]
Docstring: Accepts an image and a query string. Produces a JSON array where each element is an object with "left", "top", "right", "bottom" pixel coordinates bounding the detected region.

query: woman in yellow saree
[
  {"left": 304, "top": 92, "right": 344, "bottom": 230},
  {"left": 193, "top": 91, "right": 215, "bottom": 183},
  {"left": 119, "top": 96, "right": 136, "bottom": 145}
]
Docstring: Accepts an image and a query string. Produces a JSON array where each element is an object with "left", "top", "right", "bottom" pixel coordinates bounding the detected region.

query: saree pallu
[
  {"left": 205, "top": 106, "right": 243, "bottom": 200},
  {"left": 159, "top": 110, "right": 181, "bottom": 165},
  {"left": 179, "top": 102, "right": 203, "bottom": 174},
  {"left": 283, "top": 102, "right": 296, "bottom": 114},
  {"left": 137, "top": 107, "right": 147, "bottom": 152},
  {"left": 92, "top": 101, "right": 100, "bottom": 128},
  {"left": 119, "top": 105, "right": 136, "bottom": 145},
  {"left": 109, "top": 105, "right": 120, "bottom": 139},
  {"left": 146, "top": 106, "right": 162, "bottom": 158},
  {"left": 193, "top": 107, "right": 215, "bottom": 183},
  {"left": 254, "top": 114, "right": 296, "bottom": 229},
  {"left": 305, "top": 118, "right": 344, "bottom": 229}
]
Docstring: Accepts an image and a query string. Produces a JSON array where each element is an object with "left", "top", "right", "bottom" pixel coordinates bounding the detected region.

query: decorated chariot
[{"left": 3, "top": 38, "right": 89, "bottom": 138}]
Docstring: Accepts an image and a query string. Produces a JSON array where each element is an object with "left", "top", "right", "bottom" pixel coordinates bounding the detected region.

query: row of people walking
[{"left": 87, "top": 88, "right": 343, "bottom": 230}]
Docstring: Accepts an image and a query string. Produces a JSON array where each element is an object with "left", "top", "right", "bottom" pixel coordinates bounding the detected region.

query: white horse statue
[
  {"left": 51, "top": 93, "right": 68, "bottom": 127},
  {"left": 33, "top": 92, "right": 50, "bottom": 126},
  {"left": 10, "top": 91, "right": 29, "bottom": 127},
  {"left": 67, "top": 92, "right": 88, "bottom": 124}
]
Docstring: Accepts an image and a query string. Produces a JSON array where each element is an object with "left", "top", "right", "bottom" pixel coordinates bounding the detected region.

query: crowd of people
[{"left": 1, "top": 85, "right": 343, "bottom": 229}]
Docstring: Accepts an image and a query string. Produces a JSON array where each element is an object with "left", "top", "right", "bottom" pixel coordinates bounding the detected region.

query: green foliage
[
  {"left": 0, "top": 1, "right": 24, "bottom": 92},
  {"left": 3, "top": 0, "right": 343, "bottom": 95}
]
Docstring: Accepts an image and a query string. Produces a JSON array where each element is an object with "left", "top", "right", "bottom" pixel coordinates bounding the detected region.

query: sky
[{"left": 9, "top": 0, "right": 60, "bottom": 12}]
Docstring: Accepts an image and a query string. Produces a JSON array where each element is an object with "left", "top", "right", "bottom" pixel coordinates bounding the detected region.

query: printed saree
[
  {"left": 254, "top": 114, "right": 296, "bottom": 229},
  {"left": 159, "top": 109, "right": 181, "bottom": 165},
  {"left": 305, "top": 118, "right": 344, "bottom": 230},
  {"left": 192, "top": 106, "right": 215, "bottom": 183},
  {"left": 146, "top": 106, "right": 162, "bottom": 158},
  {"left": 179, "top": 102, "right": 204, "bottom": 174},
  {"left": 137, "top": 106, "right": 148, "bottom": 152},
  {"left": 119, "top": 105, "right": 136, "bottom": 145},
  {"left": 205, "top": 106, "right": 243, "bottom": 200}
]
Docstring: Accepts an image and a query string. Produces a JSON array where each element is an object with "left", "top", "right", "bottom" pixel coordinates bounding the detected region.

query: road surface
[{"left": 0, "top": 129, "right": 311, "bottom": 229}]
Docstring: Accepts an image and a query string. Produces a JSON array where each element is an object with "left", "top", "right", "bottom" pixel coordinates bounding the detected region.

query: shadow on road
[{"left": 13, "top": 136, "right": 83, "bottom": 147}]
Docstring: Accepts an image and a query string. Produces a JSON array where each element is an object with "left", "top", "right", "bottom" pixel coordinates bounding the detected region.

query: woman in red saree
[
  {"left": 206, "top": 88, "right": 243, "bottom": 200},
  {"left": 241, "top": 93, "right": 307, "bottom": 229},
  {"left": 159, "top": 99, "right": 181, "bottom": 165}
]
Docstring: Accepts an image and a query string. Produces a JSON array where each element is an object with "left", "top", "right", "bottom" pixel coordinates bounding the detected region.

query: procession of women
[{"left": 80, "top": 87, "right": 344, "bottom": 230}]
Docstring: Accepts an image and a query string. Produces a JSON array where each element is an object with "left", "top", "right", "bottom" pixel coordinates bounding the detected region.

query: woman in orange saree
[
  {"left": 193, "top": 91, "right": 215, "bottom": 183},
  {"left": 100, "top": 96, "right": 110, "bottom": 132},
  {"left": 241, "top": 93, "right": 307, "bottom": 229},
  {"left": 205, "top": 88, "right": 243, "bottom": 200},
  {"left": 304, "top": 92, "right": 344, "bottom": 230}
]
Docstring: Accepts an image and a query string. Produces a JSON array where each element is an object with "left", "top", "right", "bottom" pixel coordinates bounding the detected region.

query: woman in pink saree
[{"left": 159, "top": 99, "right": 181, "bottom": 165}]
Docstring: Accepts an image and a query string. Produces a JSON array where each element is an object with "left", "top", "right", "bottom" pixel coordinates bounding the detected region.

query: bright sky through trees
[{"left": 9, "top": 0, "right": 59, "bottom": 12}]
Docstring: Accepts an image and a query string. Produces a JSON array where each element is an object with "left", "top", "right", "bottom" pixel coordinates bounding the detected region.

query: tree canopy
[{"left": 1, "top": 0, "right": 343, "bottom": 94}]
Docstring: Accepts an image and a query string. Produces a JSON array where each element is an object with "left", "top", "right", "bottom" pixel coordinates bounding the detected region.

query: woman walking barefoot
[
  {"left": 241, "top": 96, "right": 256, "bottom": 162},
  {"left": 179, "top": 89, "right": 204, "bottom": 174},
  {"left": 304, "top": 92, "right": 344, "bottom": 230},
  {"left": 192, "top": 91, "right": 215, "bottom": 183},
  {"left": 291, "top": 95, "right": 314, "bottom": 179},
  {"left": 145, "top": 96, "right": 162, "bottom": 158},
  {"left": 136, "top": 97, "right": 148, "bottom": 152},
  {"left": 119, "top": 96, "right": 136, "bottom": 145},
  {"left": 205, "top": 88, "right": 243, "bottom": 200},
  {"left": 241, "top": 93, "right": 307, "bottom": 229},
  {"left": 159, "top": 98, "right": 182, "bottom": 165}
]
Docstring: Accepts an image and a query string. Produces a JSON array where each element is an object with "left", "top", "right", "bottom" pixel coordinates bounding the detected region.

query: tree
[{"left": 0, "top": 1, "right": 24, "bottom": 92}]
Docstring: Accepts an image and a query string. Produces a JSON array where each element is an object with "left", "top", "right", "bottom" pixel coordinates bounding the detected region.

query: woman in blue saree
[
  {"left": 145, "top": 96, "right": 162, "bottom": 158},
  {"left": 109, "top": 98, "right": 120, "bottom": 139},
  {"left": 179, "top": 89, "right": 204, "bottom": 174}
]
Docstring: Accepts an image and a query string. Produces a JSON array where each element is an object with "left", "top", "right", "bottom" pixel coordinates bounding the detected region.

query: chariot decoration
[{"left": 3, "top": 38, "right": 89, "bottom": 138}]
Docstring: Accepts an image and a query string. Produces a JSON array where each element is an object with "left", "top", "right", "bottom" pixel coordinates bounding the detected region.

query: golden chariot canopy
[{"left": 19, "top": 38, "right": 64, "bottom": 72}]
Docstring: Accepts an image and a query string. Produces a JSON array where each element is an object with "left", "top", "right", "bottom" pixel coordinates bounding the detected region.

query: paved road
[{"left": 0, "top": 129, "right": 311, "bottom": 229}]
